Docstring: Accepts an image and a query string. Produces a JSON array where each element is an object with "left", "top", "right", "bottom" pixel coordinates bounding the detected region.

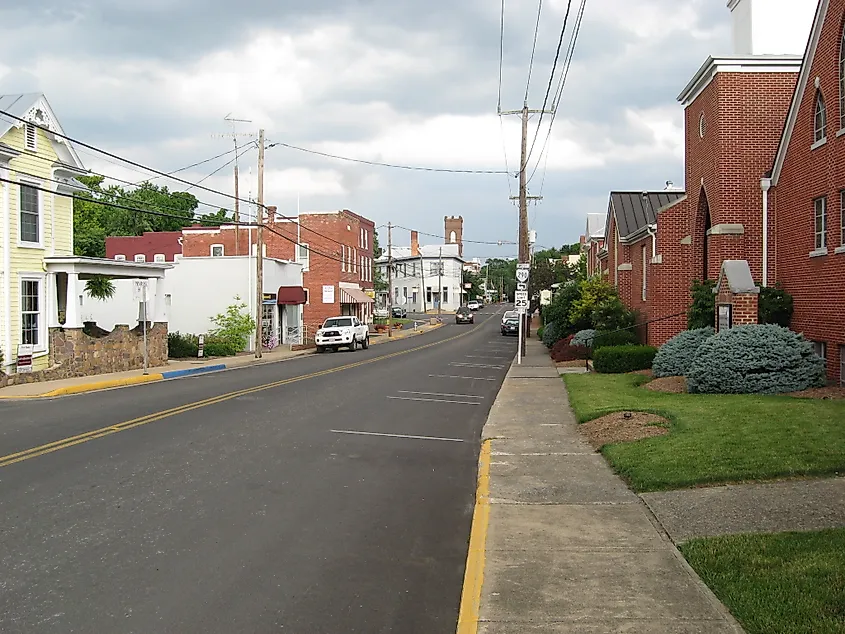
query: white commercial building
[
  {"left": 79, "top": 255, "right": 304, "bottom": 351},
  {"left": 376, "top": 243, "right": 464, "bottom": 313}
]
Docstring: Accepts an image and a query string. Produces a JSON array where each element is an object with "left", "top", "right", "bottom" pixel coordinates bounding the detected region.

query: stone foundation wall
[{"left": 0, "top": 323, "right": 167, "bottom": 387}]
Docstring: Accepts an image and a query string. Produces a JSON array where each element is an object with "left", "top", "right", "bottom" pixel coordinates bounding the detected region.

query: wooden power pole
[
  {"left": 502, "top": 103, "right": 552, "bottom": 356},
  {"left": 254, "top": 128, "right": 265, "bottom": 359}
]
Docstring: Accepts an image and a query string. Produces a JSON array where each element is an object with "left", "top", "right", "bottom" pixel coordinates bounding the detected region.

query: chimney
[
  {"left": 411, "top": 230, "right": 419, "bottom": 257},
  {"left": 266, "top": 206, "right": 277, "bottom": 224}
]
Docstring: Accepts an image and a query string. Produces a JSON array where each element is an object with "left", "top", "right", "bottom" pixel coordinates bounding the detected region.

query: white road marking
[
  {"left": 428, "top": 374, "right": 497, "bottom": 381},
  {"left": 465, "top": 355, "right": 508, "bottom": 359},
  {"left": 330, "top": 429, "right": 464, "bottom": 442},
  {"left": 386, "top": 396, "right": 481, "bottom": 405},
  {"left": 398, "top": 390, "right": 484, "bottom": 399},
  {"left": 450, "top": 362, "right": 505, "bottom": 369}
]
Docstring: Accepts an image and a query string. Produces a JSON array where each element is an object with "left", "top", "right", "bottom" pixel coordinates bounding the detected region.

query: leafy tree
[
  {"left": 373, "top": 230, "right": 387, "bottom": 293},
  {"left": 73, "top": 176, "right": 201, "bottom": 257},
  {"left": 200, "top": 208, "right": 233, "bottom": 224},
  {"left": 462, "top": 269, "right": 483, "bottom": 301},
  {"left": 591, "top": 296, "right": 637, "bottom": 332},
  {"left": 687, "top": 279, "right": 716, "bottom": 329},
  {"left": 569, "top": 277, "right": 618, "bottom": 328},
  {"left": 484, "top": 258, "right": 517, "bottom": 301},
  {"left": 758, "top": 284, "right": 794, "bottom": 327},
  {"left": 210, "top": 296, "right": 255, "bottom": 351}
]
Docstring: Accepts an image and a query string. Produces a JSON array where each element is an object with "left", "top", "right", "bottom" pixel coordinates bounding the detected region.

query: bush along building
[{"left": 595, "top": 0, "right": 844, "bottom": 385}]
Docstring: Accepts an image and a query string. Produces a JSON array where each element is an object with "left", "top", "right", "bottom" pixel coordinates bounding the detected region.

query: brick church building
[{"left": 597, "top": 0, "right": 844, "bottom": 384}]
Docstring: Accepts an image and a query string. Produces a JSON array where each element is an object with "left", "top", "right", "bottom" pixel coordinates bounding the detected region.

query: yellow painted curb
[
  {"left": 456, "top": 439, "right": 492, "bottom": 634},
  {"left": 41, "top": 373, "right": 164, "bottom": 397}
]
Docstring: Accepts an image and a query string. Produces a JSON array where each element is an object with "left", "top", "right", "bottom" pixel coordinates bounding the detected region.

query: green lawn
[
  {"left": 563, "top": 374, "right": 845, "bottom": 492},
  {"left": 681, "top": 529, "right": 845, "bottom": 634}
]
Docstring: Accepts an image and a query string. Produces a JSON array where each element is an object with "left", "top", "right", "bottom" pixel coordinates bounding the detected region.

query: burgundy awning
[{"left": 277, "top": 286, "right": 307, "bottom": 305}]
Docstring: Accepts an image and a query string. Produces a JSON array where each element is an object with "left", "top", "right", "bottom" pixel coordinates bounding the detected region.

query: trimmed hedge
[
  {"left": 593, "top": 345, "right": 658, "bottom": 374},
  {"left": 203, "top": 336, "right": 242, "bottom": 357},
  {"left": 652, "top": 327, "right": 714, "bottom": 378},
  {"left": 687, "top": 325, "right": 826, "bottom": 394},
  {"left": 592, "top": 329, "right": 638, "bottom": 350},
  {"left": 571, "top": 329, "right": 596, "bottom": 348}
]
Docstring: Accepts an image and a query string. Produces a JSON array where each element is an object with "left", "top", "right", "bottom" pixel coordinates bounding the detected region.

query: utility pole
[
  {"left": 254, "top": 128, "right": 265, "bottom": 359},
  {"left": 387, "top": 222, "right": 393, "bottom": 337},
  {"left": 438, "top": 246, "right": 443, "bottom": 318},
  {"left": 502, "top": 102, "right": 552, "bottom": 356}
]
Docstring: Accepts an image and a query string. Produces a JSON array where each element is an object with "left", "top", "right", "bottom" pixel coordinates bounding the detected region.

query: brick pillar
[{"left": 714, "top": 260, "right": 759, "bottom": 333}]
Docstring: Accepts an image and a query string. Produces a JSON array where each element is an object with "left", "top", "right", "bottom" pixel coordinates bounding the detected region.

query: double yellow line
[{"left": 0, "top": 317, "right": 492, "bottom": 469}]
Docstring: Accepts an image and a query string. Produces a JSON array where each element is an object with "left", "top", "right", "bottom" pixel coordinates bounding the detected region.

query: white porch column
[
  {"left": 152, "top": 278, "right": 168, "bottom": 323},
  {"left": 65, "top": 272, "right": 82, "bottom": 328},
  {"left": 46, "top": 273, "right": 61, "bottom": 328}
]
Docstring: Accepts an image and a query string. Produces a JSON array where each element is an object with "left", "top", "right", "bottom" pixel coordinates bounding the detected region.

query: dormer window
[
  {"left": 24, "top": 123, "right": 37, "bottom": 150},
  {"left": 814, "top": 91, "right": 827, "bottom": 143}
]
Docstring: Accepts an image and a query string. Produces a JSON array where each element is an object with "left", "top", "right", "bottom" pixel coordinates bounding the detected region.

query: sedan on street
[
  {"left": 501, "top": 315, "right": 519, "bottom": 336},
  {"left": 456, "top": 306, "right": 474, "bottom": 324}
]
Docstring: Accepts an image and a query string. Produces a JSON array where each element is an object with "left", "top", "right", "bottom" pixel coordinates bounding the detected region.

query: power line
[
  {"left": 265, "top": 140, "right": 509, "bottom": 174},
  {"left": 392, "top": 224, "right": 517, "bottom": 246},
  {"left": 137, "top": 144, "right": 248, "bottom": 185},
  {"left": 183, "top": 143, "right": 257, "bottom": 192},
  {"left": 528, "top": 0, "right": 587, "bottom": 186},
  {"left": 526, "top": 0, "right": 574, "bottom": 167},
  {"left": 497, "top": 0, "right": 507, "bottom": 114},
  {"left": 524, "top": 0, "right": 544, "bottom": 104},
  {"left": 0, "top": 175, "right": 354, "bottom": 266},
  {"left": 0, "top": 107, "right": 261, "bottom": 209}
]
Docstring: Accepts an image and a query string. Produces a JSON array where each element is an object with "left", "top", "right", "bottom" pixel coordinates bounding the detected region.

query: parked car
[
  {"left": 467, "top": 300, "right": 480, "bottom": 311},
  {"left": 456, "top": 306, "right": 474, "bottom": 324},
  {"left": 391, "top": 306, "right": 407, "bottom": 318},
  {"left": 501, "top": 310, "right": 518, "bottom": 325},
  {"left": 501, "top": 315, "right": 519, "bottom": 336},
  {"left": 315, "top": 316, "right": 370, "bottom": 352},
  {"left": 374, "top": 306, "right": 388, "bottom": 318}
]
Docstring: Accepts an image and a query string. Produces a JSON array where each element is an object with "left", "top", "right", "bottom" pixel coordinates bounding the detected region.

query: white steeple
[{"left": 728, "top": 0, "right": 816, "bottom": 56}]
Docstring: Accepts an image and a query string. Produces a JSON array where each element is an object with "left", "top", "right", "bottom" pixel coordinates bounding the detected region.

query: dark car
[
  {"left": 501, "top": 316, "right": 519, "bottom": 336},
  {"left": 456, "top": 306, "right": 474, "bottom": 324},
  {"left": 391, "top": 306, "right": 407, "bottom": 318}
]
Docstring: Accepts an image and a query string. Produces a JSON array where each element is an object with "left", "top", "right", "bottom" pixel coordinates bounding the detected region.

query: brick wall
[
  {"left": 716, "top": 287, "right": 759, "bottom": 329},
  {"left": 772, "top": 2, "right": 845, "bottom": 384},
  {"left": 649, "top": 198, "right": 692, "bottom": 346}
]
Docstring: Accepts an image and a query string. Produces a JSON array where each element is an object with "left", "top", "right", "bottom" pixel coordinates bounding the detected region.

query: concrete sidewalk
[
  {"left": 466, "top": 338, "right": 743, "bottom": 633},
  {"left": 0, "top": 346, "right": 310, "bottom": 398}
]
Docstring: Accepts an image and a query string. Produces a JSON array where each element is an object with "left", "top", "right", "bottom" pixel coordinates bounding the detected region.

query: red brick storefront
[{"left": 181, "top": 209, "right": 375, "bottom": 336}]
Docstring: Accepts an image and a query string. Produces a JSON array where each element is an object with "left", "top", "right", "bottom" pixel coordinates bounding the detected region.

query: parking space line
[
  {"left": 386, "top": 396, "right": 481, "bottom": 405},
  {"left": 428, "top": 375, "right": 497, "bottom": 381},
  {"left": 398, "top": 391, "right": 484, "bottom": 399},
  {"left": 330, "top": 430, "right": 464, "bottom": 442}
]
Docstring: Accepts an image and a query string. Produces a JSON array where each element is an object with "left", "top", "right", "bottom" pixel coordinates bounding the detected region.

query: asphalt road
[{"left": 0, "top": 305, "right": 516, "bottom": 634}]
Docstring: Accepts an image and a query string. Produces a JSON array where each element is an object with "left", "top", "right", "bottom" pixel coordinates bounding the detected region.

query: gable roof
[
  {"left": 770, "top": 0, "right": 829, "bottom": 185},
  {"left": 606, "top": 191, "right": 686, "bottom": 240},
  {"left": 0, "top": 92, "right": 85, "bottom": 171}
]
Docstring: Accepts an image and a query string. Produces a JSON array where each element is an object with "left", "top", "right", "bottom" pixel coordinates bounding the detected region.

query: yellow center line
[{"left": 0, "top": 314, "right": 503, "bottom": 468}]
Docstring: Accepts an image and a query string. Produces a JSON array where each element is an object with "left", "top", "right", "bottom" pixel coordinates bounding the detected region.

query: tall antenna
[{"left": 213, "top": 114, "right": 255, "bottom": 254}]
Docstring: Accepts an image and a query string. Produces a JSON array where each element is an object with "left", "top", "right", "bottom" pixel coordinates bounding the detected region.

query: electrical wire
[
  {"left": 265, "top": 141, "right": 508, "bottom": 174},
  {"left": 497, "top": 0, "right": 506, "bottom": 114},
  {"left": 0, "top": 175, "right": 356, "bottom": 266},
  {"left": 183, "top": 143, "right": 256, "bottom": 192},
  {"left": 136, "top": 144, "right": 248, "bottom": 185},
  {"left": 528, "top": 0, "right": 587, "bottom": 186},
  {"left": 392, "top": 224, "right": 517, "bottom": 246},
  {"left": 524, "top": 0, "right": 544, "bottom": 104}
]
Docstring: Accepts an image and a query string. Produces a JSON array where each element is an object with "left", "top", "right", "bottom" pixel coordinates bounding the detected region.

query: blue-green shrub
[
  {"left": 652, "top": 327, "right": 715, "bottom": 378},
  {"left": 593, "top": 345, "right": 658, "bottom": 374},
  {"left": 542, "top": 321, "right": 564, "bottom": 348},
  {"left": 571, "top": 329, "right": 596, "bottom": 347},
  {"left": 686, "top": 325, "right": 826, "bottom": 394}
]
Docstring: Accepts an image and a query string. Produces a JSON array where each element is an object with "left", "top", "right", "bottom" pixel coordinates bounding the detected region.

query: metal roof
[{"left": 608, "top": 191, "right": 685, "bottom": 239}]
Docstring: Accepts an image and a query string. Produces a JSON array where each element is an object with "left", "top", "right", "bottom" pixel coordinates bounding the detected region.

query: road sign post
[{"left": 133, "top": 280, "right": 150, "bottom": 375}]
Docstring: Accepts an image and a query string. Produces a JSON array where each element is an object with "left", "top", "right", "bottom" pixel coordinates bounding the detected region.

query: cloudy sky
[{"left": 0, "top": 0, "right": 731, "bottom": 260}]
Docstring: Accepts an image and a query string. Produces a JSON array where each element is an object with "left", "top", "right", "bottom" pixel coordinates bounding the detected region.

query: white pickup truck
[{"left": 315, "top": 316, "right": 370, "bottom": 353}]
